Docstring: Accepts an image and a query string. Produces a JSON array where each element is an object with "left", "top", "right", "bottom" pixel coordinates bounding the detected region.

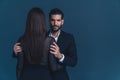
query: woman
[{"left": 16, "top": 7, "right": 54, "bottom": 80}]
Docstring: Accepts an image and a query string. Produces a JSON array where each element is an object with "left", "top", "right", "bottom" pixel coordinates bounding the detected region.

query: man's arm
[
  {"left": 62, "top": 35, "right": 77, "bottom": 67},
  {"left": 50, "top": 35, "right": 77, "bottom": 67}
]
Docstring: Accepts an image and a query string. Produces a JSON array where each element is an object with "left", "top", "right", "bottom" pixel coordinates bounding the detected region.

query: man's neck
[{"left": 51, "top": 30, "right": 61, "bottom": 38}]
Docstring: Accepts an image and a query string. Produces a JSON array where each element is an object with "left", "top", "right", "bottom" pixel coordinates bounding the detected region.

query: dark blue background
[{"left": 0, "top": 0, "right": 120, "bottom": 80}]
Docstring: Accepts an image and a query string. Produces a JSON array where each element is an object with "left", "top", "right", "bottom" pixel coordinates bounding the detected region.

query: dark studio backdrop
[{"left": 0, "top": 0, "right": 120, "bottom": 80}]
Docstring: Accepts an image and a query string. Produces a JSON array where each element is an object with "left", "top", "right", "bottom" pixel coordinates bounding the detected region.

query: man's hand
[
  {"left": 50, "top": 42, "right": 63, "bottom": 59},
  {"left": 13, "top": 43, "right": 22, "bottom": 55}
]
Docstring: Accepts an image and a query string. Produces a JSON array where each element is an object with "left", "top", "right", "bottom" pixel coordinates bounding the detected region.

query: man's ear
[
  {"left": 62, "top": 19, "right": 64, "bottom": 25},
  {"left": 49, "top": 19, "right": 50, "bottom": 23}
]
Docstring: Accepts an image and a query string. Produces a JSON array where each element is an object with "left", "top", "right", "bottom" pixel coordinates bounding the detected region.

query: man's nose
[{"left": 54, "top": 21, "right": 57, "bottom": 25}]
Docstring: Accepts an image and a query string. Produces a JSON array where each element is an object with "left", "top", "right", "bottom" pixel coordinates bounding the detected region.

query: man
[{"left": 14, "top": 8, "right": 77, "bottom": 80}]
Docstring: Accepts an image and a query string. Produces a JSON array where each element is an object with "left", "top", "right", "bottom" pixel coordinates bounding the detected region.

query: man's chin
[
  {"left": 51, "top": 29, "right": 60, "bottom": 32},
  {"left": 50, "top": 26, "right": 62, "bottom": 32}
]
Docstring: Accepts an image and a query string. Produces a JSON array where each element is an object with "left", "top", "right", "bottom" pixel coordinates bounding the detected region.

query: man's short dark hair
[{"left": 49, "top": 8, "right": 64, "bottom": 19}]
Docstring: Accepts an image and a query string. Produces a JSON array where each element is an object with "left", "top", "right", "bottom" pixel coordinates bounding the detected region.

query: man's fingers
[
  {"left": 53, "top": 42, "right": 57, "bottom": 46},
  {"left": 14, "top": 43, "right": 22, "bottom": 54},
  {"left": 50, "top": 47, "right": 56, "bottom": 51},
  {"left": 16, "top": 46, "right": 21, "bottom": 49},
  {"left": 50, "top": 45, "right": 56, "bottom": 49},
  {"left": 16, "top": 43, "right": 20, "bottom": 45},
  {"left": 50, "top": 51, "right": 55, "bottom": 54}
]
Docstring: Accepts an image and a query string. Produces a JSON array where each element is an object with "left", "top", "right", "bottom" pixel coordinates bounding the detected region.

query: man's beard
[{"left": 50, "top": 26, "right": 62, "bottom": 33}]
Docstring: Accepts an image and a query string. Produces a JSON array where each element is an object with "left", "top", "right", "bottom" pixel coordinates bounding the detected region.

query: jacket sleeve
[
  {"left": 16, "top": 52, "right": 24, "bottom": 80},
  {"left": 12, "top": 36, "right": 24, "bottom": 80},
  {"left": 62, "top": 35, "right": 77, "bottom": 67}
]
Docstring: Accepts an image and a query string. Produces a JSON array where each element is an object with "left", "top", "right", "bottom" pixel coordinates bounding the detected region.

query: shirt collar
[{"left": 49, "top": 30, "right": 61, "bottom": 42}]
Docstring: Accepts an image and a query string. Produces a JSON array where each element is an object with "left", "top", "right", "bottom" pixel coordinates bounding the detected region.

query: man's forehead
[
  {"left": 51, "top": 15, "right": 62, "bottom": 19},
  {"left": 51, "top": 14, "right": 62, "bottom": 17}
]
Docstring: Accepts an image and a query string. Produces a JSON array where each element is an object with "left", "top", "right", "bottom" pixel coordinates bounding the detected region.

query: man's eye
[
  {"left": 57, "top": 20, "right": 61, "bottom": 21},
  {"left": 51, "top": 19, "right": 54, "bottom": 21}
]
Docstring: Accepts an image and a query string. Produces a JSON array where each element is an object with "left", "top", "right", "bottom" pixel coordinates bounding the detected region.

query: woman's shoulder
[
  {"left": 45, "top": 36, "right": 55, "bottom": 45},
  {"left": 46, "top": 36, "right": 54, "bottom": 41}
]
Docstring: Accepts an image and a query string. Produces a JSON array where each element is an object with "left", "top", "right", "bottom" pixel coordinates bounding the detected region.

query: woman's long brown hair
[{"left": 21, "top": 7, "right": 47, "bottom": 64}]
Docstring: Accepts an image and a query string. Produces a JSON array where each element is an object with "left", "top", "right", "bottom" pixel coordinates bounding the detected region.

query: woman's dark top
[{"left": 16, "top": 36, "right": 54, "bottom": 80}]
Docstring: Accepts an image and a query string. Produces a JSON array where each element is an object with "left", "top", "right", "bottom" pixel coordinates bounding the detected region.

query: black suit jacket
[{"left": 48, "top": 30, "right": 77, "bottom": 80}]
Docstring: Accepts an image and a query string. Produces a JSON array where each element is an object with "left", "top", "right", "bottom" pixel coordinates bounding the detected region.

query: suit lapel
[{"left": 57, "top": 30, "right": 64, "bottom": 45}]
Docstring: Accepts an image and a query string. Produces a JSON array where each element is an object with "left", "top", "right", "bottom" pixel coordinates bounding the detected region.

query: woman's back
[{"left": 17, "top": 36, "right": 54, "bottom": 80}]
